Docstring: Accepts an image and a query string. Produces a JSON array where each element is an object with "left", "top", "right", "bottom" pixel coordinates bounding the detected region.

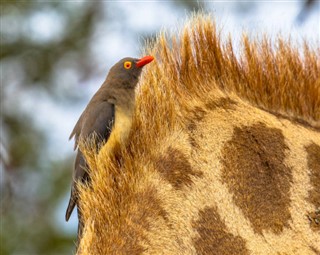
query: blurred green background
[{"left": 1, "top": 1, "right": 318, "bottom": 254}]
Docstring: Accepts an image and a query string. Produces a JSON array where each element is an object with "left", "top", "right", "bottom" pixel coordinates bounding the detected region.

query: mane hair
[{"left": 77, "top": 14, "right": 320, "bottom": 254}]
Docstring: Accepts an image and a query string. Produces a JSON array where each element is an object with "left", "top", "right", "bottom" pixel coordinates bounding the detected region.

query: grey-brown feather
[{"left": 66, "top": 100, "right": 114, "bottom": 222}]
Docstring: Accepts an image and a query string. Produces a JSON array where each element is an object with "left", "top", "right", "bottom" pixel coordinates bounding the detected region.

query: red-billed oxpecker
[{"left": 66, "top": 56, "right": 154, "bottom": 240}]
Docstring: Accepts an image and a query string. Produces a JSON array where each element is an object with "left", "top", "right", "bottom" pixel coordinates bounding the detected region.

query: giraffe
[{"left": 74, "top": 15, "right": 320, "bottom": 254}]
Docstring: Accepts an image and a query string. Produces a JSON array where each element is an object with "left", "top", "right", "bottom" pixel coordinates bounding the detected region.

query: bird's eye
[{"left": 124, "top": 61, "right": 132, "bottom": 69}]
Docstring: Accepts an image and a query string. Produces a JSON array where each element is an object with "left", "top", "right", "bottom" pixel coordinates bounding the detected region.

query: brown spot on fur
[
  {"left": 132, "top": 187, "right": 169, "bottom": 230},
  {"left": 306, "top": 143, "right": 320, "bottom": 209},
  {"left": 206, "top": 97, "right": 237, "bottom": 111},
  {"left": 156, "top": 147, "right": 203, "bottom": 189},
  {"left": 187, "top": 120, "right": 200, "bottom": 148},
  {"left": 187, "top": 122, "right": 199, "bottom": 149},
  {"left": 108, "top": 227, "right": 146, "bottom": 255},
  {"left": 188, "top": 133, "right": 199, "bottom": 149},
  {"left": 307, "top": 209, "right": 320, "bottom": 231},
  {"left": 103, "top": 187, "right": 169, "bottom": 255},
  {"left": 188, "top": 121, "right": 197, "bottom": 132},
  {"left": 187, "top": 107, "right": 206, "bottom": 148},
  {"left": 309, "top": 245, "right": 320, "bottom": 254},
  {"left": 221, "top": 123, "right": 292, "bottom": 234},
  {"left": 192, "top": 206, "right": 249, "bottom": 255},
  {"left": 187, "top": 106, "right": 207, "bottom": 132},
  {"left": 193, "top": 106, "right": 207, "bottom": 122}
]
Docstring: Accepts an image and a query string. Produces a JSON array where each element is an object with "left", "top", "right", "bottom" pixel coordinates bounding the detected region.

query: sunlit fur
[{"left": 77, "top": 14, "right": 320, "bottom": 254}]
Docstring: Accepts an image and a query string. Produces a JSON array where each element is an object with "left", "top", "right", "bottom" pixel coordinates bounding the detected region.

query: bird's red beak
[{"left": 136, "top": 55, "right": 154, "bottom": 68}]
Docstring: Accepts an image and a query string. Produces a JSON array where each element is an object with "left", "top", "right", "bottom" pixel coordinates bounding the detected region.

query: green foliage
[
  {"left": 0, "top": 1, "right": 201, "bottom": 254},
  {"left": 1, "top": 1, "right": 100, "bottom": 254}
]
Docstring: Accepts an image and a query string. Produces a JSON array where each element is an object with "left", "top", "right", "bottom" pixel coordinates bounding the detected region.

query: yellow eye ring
[{"left": 124, "top": 61, "right": 132, "bottom": 69}]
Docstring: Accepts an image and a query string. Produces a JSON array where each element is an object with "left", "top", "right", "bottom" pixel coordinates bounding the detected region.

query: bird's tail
[{"left": 65, "top": 190, "right": 77, "bottom": 221}]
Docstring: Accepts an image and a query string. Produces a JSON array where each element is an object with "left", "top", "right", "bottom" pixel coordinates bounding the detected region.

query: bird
[
  {"left": 296, "top": 0, "right": 316, "bottom": 24},
  {"left": 65, "top": 55, "right": 154, "bottom": 241}
]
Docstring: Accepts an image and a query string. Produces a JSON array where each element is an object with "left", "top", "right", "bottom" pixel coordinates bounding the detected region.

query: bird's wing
[
  {"left": 69, "top": 113, "right": 84, "bottom": 150},
  {"left": 80, "top": 101, "right": 115, "bottom": 144},
  {"left": 66, "top": 101, "right": 114, "bottom": 221},
  {"left": 69, "top": 101, "right": 115, "bottom": 150},
  {"left": 73, "top": 101, "right": 114, "bottom": 181}
]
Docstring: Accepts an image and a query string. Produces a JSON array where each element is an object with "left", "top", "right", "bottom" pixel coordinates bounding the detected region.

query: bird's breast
[
  {"left": 98, "top": 106, "right": 133, "bottom": 157},
  {"left": 112, "top": 106, "right": 133, "bottom": 142}
]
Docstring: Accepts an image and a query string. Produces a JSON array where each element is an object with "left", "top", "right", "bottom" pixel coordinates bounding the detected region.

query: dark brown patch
[
  {"left": 187, "top": 106, "right": 206, "bottom": 132},
  {"left": 187, "top": 107, "right": 206, "bottom": 148},
  {"left": 187, "top": 119, "right": 199, "bottom": 148},
  {"left": 131, "top": 187, "right": 169, "bottom": 230},
  {"left": 107, "top": 187, "right": 169, "bottom": 255},
  {"left": 221, "top": 122, "right": 292, "bottom": 234},
  {"left": 306, "top": 143, "right": 320, "bottom": 209},
  {"left": 205, "top": 97, "right": 237, "bottom": 111},
  {"left": 188, "top": 120, "right": 197, "bottom": 132},
  {"left": 309, "top": 245, "right": 320, "bottom": 254},
  {"left": 156, "top": 147, "right": 203, "bottom": 189},
  {"left": 192, "top": 106, "right": 207, "bottom": 122},
  {"left": 192, "top": 206, "right": 249, "bottom": 255},
  {"left": 307, "top": 209, "right": 320, "bottom": 231},
  {"left": 112, "top": 227, "right": 146, "bottom": 255},
  {"left": 188, "top": 134, "right": 200, "bottom": 149}
]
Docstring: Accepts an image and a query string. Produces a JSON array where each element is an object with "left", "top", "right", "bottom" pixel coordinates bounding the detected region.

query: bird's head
[{"left": 106, "top": 56, "right": 154, "bottom": 90}]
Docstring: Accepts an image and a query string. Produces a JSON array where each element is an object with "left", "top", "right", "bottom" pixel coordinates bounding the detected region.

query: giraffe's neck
[{"left": 77, "top": 15, "right": 320, "bottom": 254}]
